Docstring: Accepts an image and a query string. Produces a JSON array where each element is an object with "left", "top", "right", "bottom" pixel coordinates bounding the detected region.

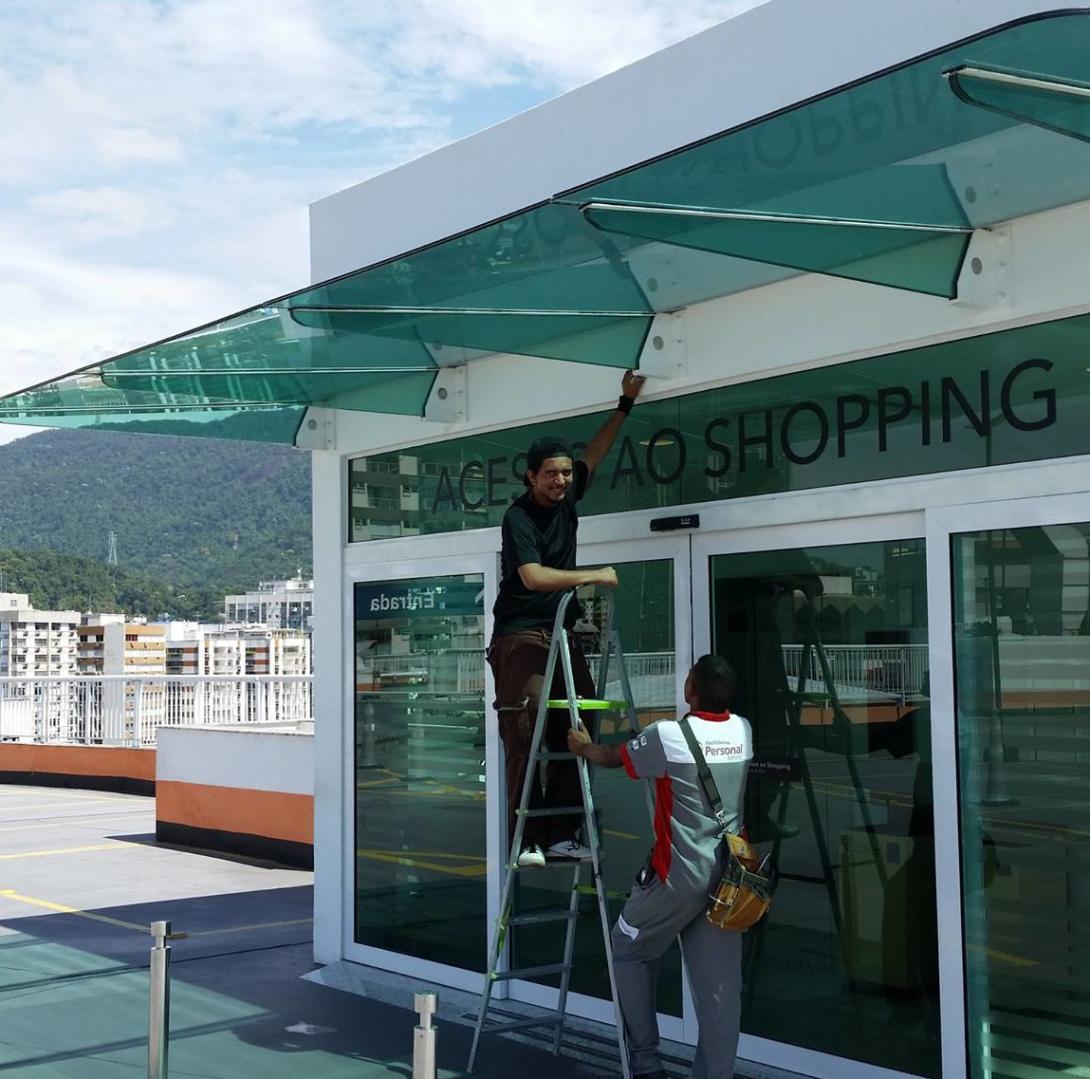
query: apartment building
[
  {"left": 0, "top": 593, "right": 80, "bottom": 739},
  {"left": 223, "top": 577, "right": 313, "bottom": 630},
  {"left": 77, "top": 614, "right": 166, "bottom": 742},
  {"left": 0, "top": 593, "right": 80, "bottom": 677},
  {"left": 164, "top": 622, "right": 311, "bottom": 725}
]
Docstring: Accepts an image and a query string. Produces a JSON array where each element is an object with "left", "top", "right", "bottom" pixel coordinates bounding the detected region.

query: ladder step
[
  {"left": 492, "top": 962, "right": 571, "bottom": 982},
  {"left": 508, "top": 908, "right": 579, "bottom": 927},
  {"left": 479, "top": 1015, "right": 564, "bottom": 1036},
  {"left": 537, "top": 751, "right": 577, "bottom": 761},
  {"left": 519, "top": 806, "right": 585, "bottom": 817},
  {"left": 545, "top": 698, "right": 630, "bottom": 711}
]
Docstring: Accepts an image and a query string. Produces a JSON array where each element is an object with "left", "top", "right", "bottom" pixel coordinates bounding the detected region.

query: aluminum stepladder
[{"left": 467, "top": 587, "right": 642, "bottom": 1078}]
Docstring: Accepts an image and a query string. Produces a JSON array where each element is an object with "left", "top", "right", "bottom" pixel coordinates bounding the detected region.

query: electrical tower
[{"left": 107, "top": 531, "right": 118, "bottom": 567}]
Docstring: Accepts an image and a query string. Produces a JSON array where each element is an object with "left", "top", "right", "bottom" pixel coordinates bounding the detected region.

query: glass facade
[
  {"left": 349, "top": 310, "right": 1090, "bottom": 542},
  {"left": 952, "top": 525, "right": 1090, "bottom": 1078},
  {"left": 353, "top": 574, "right": 487, "bottom": 970},
  {"left": 709, "top": 540, "right": 939, "bottom": 1076}
]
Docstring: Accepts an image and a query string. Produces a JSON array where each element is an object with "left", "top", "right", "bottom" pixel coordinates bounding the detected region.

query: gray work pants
[{"left": 612, "top": 874, "right": 742, "bottom": 1079}]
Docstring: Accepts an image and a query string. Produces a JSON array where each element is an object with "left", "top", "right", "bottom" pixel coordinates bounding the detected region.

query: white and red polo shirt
[{"left": 620, "top": 710, "right": 752, "bottom": 889}]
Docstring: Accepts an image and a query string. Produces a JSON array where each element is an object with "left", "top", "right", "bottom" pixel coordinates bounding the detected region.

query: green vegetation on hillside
[
  {"left": 0, "top": 428, "right": 312, "bottom": 600},
  {"left": 0, "top": 547, "right": 223, "bottom": 621}
]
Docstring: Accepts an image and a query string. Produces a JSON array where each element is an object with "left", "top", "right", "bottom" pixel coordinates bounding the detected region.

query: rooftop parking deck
[{"left": 0, "top": 783, "right": 798, "bottom": 1079}]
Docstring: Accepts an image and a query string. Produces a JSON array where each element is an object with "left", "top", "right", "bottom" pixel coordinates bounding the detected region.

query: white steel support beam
[{"left": 952, "top": 227, "right": 1012, "bottom": 310}]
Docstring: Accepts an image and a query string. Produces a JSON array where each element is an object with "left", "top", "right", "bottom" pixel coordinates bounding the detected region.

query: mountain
[
  {"left": 0, "top": 547, "right": 217, "bottom": 621},
  {"left": 0, "top": 428, "right": 312, "bottom": 605}
]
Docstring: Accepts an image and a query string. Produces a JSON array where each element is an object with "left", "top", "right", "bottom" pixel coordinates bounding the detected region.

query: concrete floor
[{"left": 0, "top": 784, "right": 805, "bottom": 1078}]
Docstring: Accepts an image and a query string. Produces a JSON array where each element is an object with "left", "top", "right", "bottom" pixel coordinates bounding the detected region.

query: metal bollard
[
  {"left": 148, "top": 920, "right": 172, "bottom": 1079},
  {"left": 412, "top": 991, "right": 438, "bottom": 1079}
]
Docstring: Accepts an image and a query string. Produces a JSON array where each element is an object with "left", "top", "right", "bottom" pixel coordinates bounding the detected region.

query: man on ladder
[
  {"left": 569, "top": 654, "right": 752, "bottom": 1079},
  {"left": 488, "top": 368, "right": 645, "bottom": 867}
]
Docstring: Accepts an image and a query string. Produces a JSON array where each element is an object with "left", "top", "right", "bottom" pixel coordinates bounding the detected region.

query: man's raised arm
[{"left": 581, "top": 369, "right": 646, "bottom": 475}]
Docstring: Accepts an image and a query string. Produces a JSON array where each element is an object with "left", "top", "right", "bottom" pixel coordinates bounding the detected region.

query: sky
[{"left": 0, "top": 0, "right": 766, "bottom": 445}]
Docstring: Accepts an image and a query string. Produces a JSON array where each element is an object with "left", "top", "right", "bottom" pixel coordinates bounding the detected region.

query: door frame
[
  {"left": 691, "top": 510, "right": 939, "bottom": 1079},
  {"left": 925, "top": 490, "right": 1090, "bottom": 1079},
  {"left": 341, "top": 549, "right": 500, "bottom": 991}
]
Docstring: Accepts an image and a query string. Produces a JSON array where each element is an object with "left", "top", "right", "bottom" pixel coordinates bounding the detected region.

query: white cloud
[
  {"left": 0, "top": 0, "right": 767, "bottom": 441},
  {"left": 28, "top": 186, "right": 160, "bottom": 241}
]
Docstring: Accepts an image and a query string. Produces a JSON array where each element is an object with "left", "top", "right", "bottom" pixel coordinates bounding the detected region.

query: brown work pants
[{"left": 487, "top": 629, "right": 596, "bottom": 851}]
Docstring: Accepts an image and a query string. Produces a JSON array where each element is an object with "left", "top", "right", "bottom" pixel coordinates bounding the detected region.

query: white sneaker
[
  {"left": 547, "top": 839, "right": 592, "bottom": 860},
  {"left": 517, "top": 844, "right": 546, "bottom": 868}
]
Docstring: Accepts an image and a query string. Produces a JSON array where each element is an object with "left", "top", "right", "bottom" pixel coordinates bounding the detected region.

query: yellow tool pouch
[
  {"left": 706, "top": 833, "right": 774, "bottom": 932},
  {"left": 676, "top": 714, "right": 776, "bottom": 933}
]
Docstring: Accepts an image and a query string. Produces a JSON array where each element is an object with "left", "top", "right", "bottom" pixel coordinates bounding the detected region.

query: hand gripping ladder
[{"left": 467, "top": 588, "right": 641, "bottom": 1078}]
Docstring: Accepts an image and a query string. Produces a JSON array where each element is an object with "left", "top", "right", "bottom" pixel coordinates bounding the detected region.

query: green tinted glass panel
[
  {"left": 354, "top": 574, "right": 487, "bottom": 969},
  {"left": 511, "top": 560, "right": 682, "bottom": 1015},
  {"left": 584, "top": 205, "right": 968, "bottom": 298},
  {"left": 0, "top": 371, "right": 304, "bottom": 444},
  {"left": 571, "top": 14, "right": 1090, "bottom": 231},
  {"left": 952, "top": 524, "right": 1090, "bottom": 1078},
  {"left": 350, "top": 311, "right": 1089, "bottom": 541},
  {"left": 710, "top": 540, "right": 938, "bottom": 1075},
  {"left": 9, "top": 13, "right": 1090, "bottom": 441},
  {"left": 949, "top": 65, "right": 1090, "bottom": 144}
]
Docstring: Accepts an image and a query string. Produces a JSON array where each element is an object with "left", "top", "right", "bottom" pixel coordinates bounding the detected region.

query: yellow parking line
[
  {"left": 602, "top": 828, "right": 640, "bottom": 841},
  {"left": 0, "top": 842, "right": 132, "bottom": 861},
  {"left": 0, "top": 799, "right": 136, "bottom": 814},
  {"left": 0, "top": 813, "right": 151, "bottom": 835},
  {"left": 0, "top": 789, "right": 137, "bottom": 803},
  {"left": 0, "top": 889, "right": 147, "bottom": 931},
  {"left": 356, "top": 848, "right": 486, "bottom": 878},
  {"left": 0, "top": 889, "right": 314, "bottom": 938}
]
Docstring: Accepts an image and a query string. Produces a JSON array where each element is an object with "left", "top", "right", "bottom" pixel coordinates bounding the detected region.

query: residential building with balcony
[
  {"left": 164, "top": 622, "right": 311, "bottom": 725},
  {"left": 0, "top": 593, "right": 81, "bottom": 738}
]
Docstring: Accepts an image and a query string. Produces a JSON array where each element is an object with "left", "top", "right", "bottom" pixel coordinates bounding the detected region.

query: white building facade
[
  {"left": 224, "top": 577, "right": 314, "bottom": 630},
  {"left": 303, "top": 7, "right": 1090, "bottom": 1079},
  {"left": 164, "top": 622, "right": 311, "bottom": 726},
  {"left": 0, "top": 593, "right": 80, "bottom": 739}
]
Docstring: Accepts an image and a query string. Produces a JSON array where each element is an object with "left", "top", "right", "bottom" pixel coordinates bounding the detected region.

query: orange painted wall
[
  {"left": 0, "top": 743, "right": 155, "bottom": 782},
  {"left": 156, "top": 779, "right": 313, "bottom": 845}
]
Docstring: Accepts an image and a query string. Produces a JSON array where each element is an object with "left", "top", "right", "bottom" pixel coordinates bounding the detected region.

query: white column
[{"left": 312, "top": 448, "right": 347, "bottom": 965}]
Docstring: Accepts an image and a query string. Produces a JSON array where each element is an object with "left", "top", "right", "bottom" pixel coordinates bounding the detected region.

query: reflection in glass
[
  {"left": 710, "top": 541, "right": 939, "bottom": 1076},
  {"left": 353, "top": 575, "right": 486, "bottom": 970},
  {"left": 953, "top": 524, "right": 1090, "bottom": 1078},
  {"left": 511, "top": 559, "right": 682, "bottom": 1015}
]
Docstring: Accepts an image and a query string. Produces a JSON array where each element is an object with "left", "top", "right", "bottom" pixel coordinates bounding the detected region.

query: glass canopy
[{"left": 3, "top": 10, "right": 1090, "bottom": 444}]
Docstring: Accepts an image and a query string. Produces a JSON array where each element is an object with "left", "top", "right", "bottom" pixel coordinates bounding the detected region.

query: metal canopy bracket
[
  {"left": 952, "top": 227, "right": 1012, "bottom": 310},
  {"left": 424, "top": 365, "right": 467, "bottom": 423},
  {"left": 295, "top": 407, "right": 336, "bottom": 450},
  {"left": 637, "top": 311, "right": 686, "bottom": 379}
]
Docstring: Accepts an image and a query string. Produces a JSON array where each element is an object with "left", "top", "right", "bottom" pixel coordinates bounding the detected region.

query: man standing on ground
[
  {"left": 568, "top": 654, "right": 752, "bottom": 1079},
  {"left": 488, "top": 369, "right": 645, "bottom": 868}
]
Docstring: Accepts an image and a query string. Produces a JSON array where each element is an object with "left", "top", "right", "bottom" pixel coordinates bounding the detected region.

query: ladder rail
[
  {"left": 468, "top": 587, "right": 634, "bottom": 1079},
  {"left": 468, "top": 592, "right": 575, "bottom": 1072}
]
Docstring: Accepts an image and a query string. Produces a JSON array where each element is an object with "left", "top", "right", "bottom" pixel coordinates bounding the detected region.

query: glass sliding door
[
  {"left": 353, "top": 573, "right": 487, "bottom": 972},
  {"left": 950, "top": 517, "right": 1090, "bottom": 1079},
  {"left": 702, "top": 537, "right": 940, "bottom": 1077}
]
